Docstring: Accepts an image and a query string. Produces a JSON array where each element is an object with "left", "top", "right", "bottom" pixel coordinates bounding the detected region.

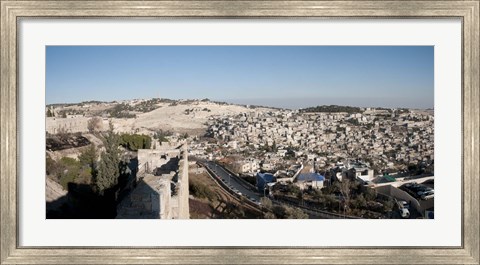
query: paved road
[{"left": 203, "top": 161, "right": 261, "bottom": 202}]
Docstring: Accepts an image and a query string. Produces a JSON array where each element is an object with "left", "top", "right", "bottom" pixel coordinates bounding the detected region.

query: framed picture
[{"left": 1, "top": 1, "right": 478, "bottom": 264}]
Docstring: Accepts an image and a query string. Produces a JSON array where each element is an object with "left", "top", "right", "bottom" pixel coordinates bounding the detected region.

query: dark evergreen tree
[
  {"left": 95, "top": 121, "right": 120, "bottom": 194},
  {"left": 46, "top": 108, "right": 54, "bottom": 117}
]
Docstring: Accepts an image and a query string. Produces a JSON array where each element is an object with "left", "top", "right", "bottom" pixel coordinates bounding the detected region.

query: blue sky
[{"left": 46, "top": 46, "right": 434, "bottom": 109}]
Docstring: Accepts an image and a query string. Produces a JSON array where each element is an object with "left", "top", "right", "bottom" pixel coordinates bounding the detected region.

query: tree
[
  {"left": 338, "top": 179, "right": 352, "bottom": 213},
  {"left": 352, "top": 193, "right": 367, "bottom": 209},
  {"left": 272, "top": 205, "right": 286, "bottom": 218},
  {"left": 364, "top": 186, "right": 377, "bottom": 201},
  {"left": 153, "top": 129, "right": 172, "bottom": 143},
  {"left": 87, "top": 116, "right": 103, "bottom": 133},
  {"left": 78, "top": 144, "right": 98, "bottom": 179},
  {"left": 272, "top": 140, "right": 277, "bottom": 152},
  {"left": 264, "top": 211, "right": 276, "bottom": 219},
  {"left": 312, "top": 189, "right": 323, "bottom": 204},
  {"left": 270, "top": 204, "right": 308, "bottom": 219},
  {"left": 46, "top": 108, "right": 54, "bottom": 117},
  {"left": 260, "top": 197, "right": 273, "bottom": 210},
  {"left": 383, "top": 199, "right": 395, "bottom": 213},
  {"left": 284, "top": 205, "right": 308, "bottom": 219},
  {"left": 119, "top": 133, "right": 152, "bottom": 151},
  {"left": 95, "top": 122, "right": 120, "bottom": 194},
  {"left": 296, "top": 189, "right": 304, "bottom": 205}
]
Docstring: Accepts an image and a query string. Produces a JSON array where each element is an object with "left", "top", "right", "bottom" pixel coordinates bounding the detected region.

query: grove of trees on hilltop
[{"left": 300, "top": 105, "right": 363, "bottom": 114}]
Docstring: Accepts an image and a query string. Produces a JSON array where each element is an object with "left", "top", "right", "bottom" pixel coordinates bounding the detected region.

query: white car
[{"left": 421, "top": 190, "right": 434, "bottom": 200}]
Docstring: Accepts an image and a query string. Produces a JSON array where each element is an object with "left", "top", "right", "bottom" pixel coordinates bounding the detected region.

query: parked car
[
  {"left": 405, "top": 182, "right": 417, "bottom": 188},
  {"left": 417, "top": 187, "right": 432, "bottom": 196},
  {"left": 420, "top": 190, "right": 434, "bottom": 200}
]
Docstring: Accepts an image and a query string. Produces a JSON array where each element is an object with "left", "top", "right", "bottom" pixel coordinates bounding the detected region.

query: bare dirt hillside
[
  {"left": 47, "top": 100, "right": 274, "bottom": 136},
  {"left": 113, "top": 101, "right": 273, "bottom": 135}
]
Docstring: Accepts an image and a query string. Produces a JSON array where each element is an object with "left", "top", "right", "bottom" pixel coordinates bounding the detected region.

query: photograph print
[{"left": 45, "top": 46, "right": 434, "bottom": 219}]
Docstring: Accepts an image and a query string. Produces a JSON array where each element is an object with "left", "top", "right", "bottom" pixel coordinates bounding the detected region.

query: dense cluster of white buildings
[{"left": 191, "top": 107, "right": 434, "bottom": 178}]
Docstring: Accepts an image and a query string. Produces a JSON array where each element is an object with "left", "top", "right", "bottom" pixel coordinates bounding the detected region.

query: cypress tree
[{"left": 95, "top": 121, "right": 120, "bottom": 194}]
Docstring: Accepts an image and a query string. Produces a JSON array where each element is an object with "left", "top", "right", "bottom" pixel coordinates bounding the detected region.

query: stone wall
[
  {"left": 137, "top": 149, "right": 181, "bottom": 180},
  {"left": 117, "top": 145, "right": 189, "bottom": 219},
  {"left": 171, "top": 145, "right": 189, "bottom": 219},
  {"left": 46, "top": 117, "right": 110, "bottom": 134},
  {"left": 375, "top": 185, "right": 424, "bottom": 215},
  {"left": 116, "top": 174, "right": 172, "bottom": 219}
]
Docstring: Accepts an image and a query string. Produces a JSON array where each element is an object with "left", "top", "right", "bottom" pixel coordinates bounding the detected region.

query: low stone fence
[{"left": 375, "top": 185, "right": 423, "bottom": 215}]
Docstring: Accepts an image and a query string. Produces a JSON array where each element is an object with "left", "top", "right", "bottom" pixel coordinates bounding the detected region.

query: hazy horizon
[{"left": 46, "top": 46, "right": 434, "bottom": 108}]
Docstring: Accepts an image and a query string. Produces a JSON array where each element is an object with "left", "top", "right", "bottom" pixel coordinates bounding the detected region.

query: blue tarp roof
[
  {"left": 297, "top": 173, "right": 325, "bottom": 182},
  {"left": 257, "top": 173, "right": 276, "bottom": 182}
]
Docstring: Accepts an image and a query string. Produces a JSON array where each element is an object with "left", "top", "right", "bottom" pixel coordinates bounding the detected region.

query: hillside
[{"left": 46, "top": 99, "right": 274, "bottom": 136}]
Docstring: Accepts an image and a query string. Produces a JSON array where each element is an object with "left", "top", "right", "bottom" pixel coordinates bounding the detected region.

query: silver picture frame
[{"left": 1, "top": 1, "right": 479, "bottom": 264}]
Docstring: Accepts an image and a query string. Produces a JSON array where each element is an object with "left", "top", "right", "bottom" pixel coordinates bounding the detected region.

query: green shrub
[
  {"left": 59, "top": 169, "right": 78, "bottom": 189},
  {"left": 60, "top": 157, "right": 79, "bottom": 166},
  {"left": 56, "top": 157, "right": 82, "bottom": 189},
  {"left": 119, "top": 134, "right": 151, "bottom": 151}
]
